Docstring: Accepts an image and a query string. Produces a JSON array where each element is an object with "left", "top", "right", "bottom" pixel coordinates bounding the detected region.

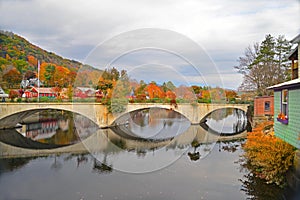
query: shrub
[
  {"left": 242, "top": 122, "right": 295, "bottom": 186},
  {"left": 107, "top": 98, "right": 127, "bottom": 113},
  {"left": 31, "top": 98, "right": 38, "bottom": 102},
  {"left": 9, "top": 90, "right": 19, "bottom": 102},
  {"left": 39, "top": 96, "right": 49, "bottom": 102},
  {"left": 197, "top": 98, "right": 211, "bottom": 103}
]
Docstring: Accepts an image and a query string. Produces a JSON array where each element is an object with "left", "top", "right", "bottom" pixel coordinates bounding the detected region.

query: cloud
[{"left": 0, "top": 0, "right": 299, "bottom": 89}]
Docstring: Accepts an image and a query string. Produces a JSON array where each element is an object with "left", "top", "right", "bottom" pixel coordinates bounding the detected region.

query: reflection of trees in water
[
  {"left": 109, "top": 138, "right": 127, "bottom": 150},
  {"left": 238, "top": 151, "right": 288, "bottom": 200},
  {"left": 239, "top": 171, "right": 284, "bottom": 200},
  {"left": 0, "top": 157, "right": 36, "bottom": 173},
  {"left": 129, "top": 108, "right": 184, "bottom": 128},
  {"left": 188, "top": 139, "right": 201, "bottom": 161},
  {"left": 232, "top": 109, "right": 247, "bottom": 134},
  {"left": 130, "top": 109, "right": 150, "bottom": 127},
  {"left": 204, "top": 108, "right": 247, "bottom": 134},
  {"left": 76, "top": 154, "right": 88, "bottom": 168},
  {"left": 93, "top": 156, "right": 113, "bottom": 174},
  {"left": 51, "top": 155, "right": 62, "bottom": 171},
  {"left": 218, "top": 141, "right": 242, "bottom": 153},
  {"left": 136, "top": 149, "right": 147, "bottom": 157},
  {"left": 207, "top": 108, "right": 233, "bottom": 121}
]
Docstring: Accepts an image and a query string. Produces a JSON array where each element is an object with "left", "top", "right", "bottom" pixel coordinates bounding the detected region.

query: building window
[
  {"left": 282, "top": 89, "right": 288, "bottom": 117},
  {"left": 264, "top": 101, "right": 270, "bottom": 111}
]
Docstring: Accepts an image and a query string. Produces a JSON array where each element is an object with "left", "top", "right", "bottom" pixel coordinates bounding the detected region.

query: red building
[
  {"left": 254, "top": 96, "right": 274, "bottom": 116},
  {"left": 24, "top": 87, "right": 57, "bottom": 98}
]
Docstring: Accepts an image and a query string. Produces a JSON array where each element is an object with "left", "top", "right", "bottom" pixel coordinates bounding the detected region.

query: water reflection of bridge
[
  {"left": 0, "top": 126, "right": 246, "bottom": 158},
  {"left": 0, "top": 103, "right": 249, "bottom": 129}
]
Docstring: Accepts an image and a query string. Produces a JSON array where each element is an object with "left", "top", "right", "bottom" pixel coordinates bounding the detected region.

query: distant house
[
  {"left": 254, "top": 96, "right": 274, "bottom": 116},
  {"left": 0, "top": 87, "right": 8, "bottom": 98},
  {"left": 24, "top": 87, "right": 57, "bottom": 98},
  {"left": 268, "top": 34, "right": 300, "bottom": 149},
  {"left": 21, "top": 78, "right": 43, "bottom": 88},
  {"left": 74, "top": 87, "right": 96, "bottom": 98}
]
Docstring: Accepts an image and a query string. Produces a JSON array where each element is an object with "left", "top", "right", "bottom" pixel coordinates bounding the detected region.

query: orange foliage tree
[
  {"left": 225, "top": 89, "right": 237, "bottom": 101},
  {"left": 27, "top": 55, "right": 38, "bottom": 66},
  {"left": 3, "top": 67, "right": 22, "bottom": 88},
  {"left": 40, "top": 63, "right": 72, "bottom": 87},
  {"left": 243, "top": 122, "right": 295, "bottom": 186},
  {"left": 165, "top": 90, "right": 176, "bottom": 99},
  {"left": 39, "top": 63, "right": 56, "bottom": 86},
  {"left": 146, "top": 82, "right": 165, "bottom": 99},
  {"left": 54, "top": 66, "right": 70, "bottom": 87}
]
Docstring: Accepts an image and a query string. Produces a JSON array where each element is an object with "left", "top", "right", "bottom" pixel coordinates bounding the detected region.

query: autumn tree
[
  {"left": 146, "top": 82, "right": 164, "bottom": 99},
  {"left": 174, "top": 85, "right": 195, "bottom": 100},
  {"left": 40, "top": 63, "right": 56, "bottom": 86},
  {"left": 225, "top": 89, "right": 237, "bottom": 102},
  {"left": 96, "top": 68, "right": 127, "bottom": 98},
  {"left": 24, "top": 70, "right": 36, "bottom": 80},
  {"left": 112, "top": 69, "right": 130, "bottom": 99},
  {"left": 3, "top": 67, "right": 22, "bottom": 88},
  {"left": 235, "top": 34, "right": 292, "bottom": 95},
  {"left": 27, "top": 55, "right": 38, "bottom": 66},
  {"left": 135, "top": 80, "right": 147, "bottom": 96},
  {"left": 97, "top": 77, "right": 114, "bottom": 97},
  {"left": 162, "top": 81, "right": 176, "bottom": 92},
  {"left": 12, "top": 59, "right": 28, "bottom": 73},
  {"left": 53, "top": 66, "right": 70, "bottom": 87},
  {"left": 102, "top": 67, "right": 120, "bottom": 81},
  {"left": 191, "top": 85, "right": 202, "bottom": 94},
  {"left": 243, "top": 122, "right": 295, "bottom": 186}
]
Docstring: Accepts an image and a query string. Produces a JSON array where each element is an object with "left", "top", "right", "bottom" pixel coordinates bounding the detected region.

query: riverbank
[{"left": 242, "top": 121, "right": 300, "bottom": 199}]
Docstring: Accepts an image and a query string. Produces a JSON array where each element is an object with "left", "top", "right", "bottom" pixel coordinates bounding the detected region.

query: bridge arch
[
  {"left": 199, "top": 107, "right": 248, "bottom": 136},
  {"left": 199, "top": 106, "right": 247, "bottom": 123},
  {"left": 111, "top": 107, "right": 191, "bottom": 125},
  {"left": 0, "top": 107, "right": 99, "bottom": 130}
]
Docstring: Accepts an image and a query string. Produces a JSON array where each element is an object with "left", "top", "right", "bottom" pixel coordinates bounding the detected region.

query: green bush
[
  {"left": 30, "top": 98, "right": 38, "bottom": 102},
  {"left": 107, "top": 98, "right": 128, "bottom": 113},
  {"left": 39, "top": 96, "right": 49, "bottom": 102},
  {"left": 197, "top": 98, "right": 211, "bottom": 103}
]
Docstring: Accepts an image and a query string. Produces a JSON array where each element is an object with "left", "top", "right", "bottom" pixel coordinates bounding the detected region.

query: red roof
[{"left": 31, "top": 87, "right": 55, "bottom": 94}]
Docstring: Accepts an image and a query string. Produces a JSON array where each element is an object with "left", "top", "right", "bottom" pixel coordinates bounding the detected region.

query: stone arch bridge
[{"left": 0, "top": 103, "right": 249, "bottom": 129}]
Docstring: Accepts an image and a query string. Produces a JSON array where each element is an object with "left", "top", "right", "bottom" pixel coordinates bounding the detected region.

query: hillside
[{"left": 0, "top": 30, "right": 102, "bottom": 88}]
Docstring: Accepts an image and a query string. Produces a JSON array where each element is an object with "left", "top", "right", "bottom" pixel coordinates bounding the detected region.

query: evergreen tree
[{"left": 235, "top": 34, "right": 291, "bottom": 95}]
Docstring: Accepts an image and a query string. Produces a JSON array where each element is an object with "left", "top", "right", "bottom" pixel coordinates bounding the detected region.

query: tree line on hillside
[
  {"left": 0, "top": 30, "right": 241, "bottom": 103},
  {"left": 0, "top": 30, "right": 102, "bottom": 89}
]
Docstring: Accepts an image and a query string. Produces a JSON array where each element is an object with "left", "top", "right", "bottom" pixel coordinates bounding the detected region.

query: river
[{"left": 0, "top": 108, "right": 295, "bottom": 199}]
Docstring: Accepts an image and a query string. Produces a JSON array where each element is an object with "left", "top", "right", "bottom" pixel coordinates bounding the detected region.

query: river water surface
[{"left": 0, "top": 108, "right": 294, "bottom": 199}]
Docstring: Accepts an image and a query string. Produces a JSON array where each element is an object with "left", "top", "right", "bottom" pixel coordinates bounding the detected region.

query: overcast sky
[{"left": 0, "top": 0, "right": 299, "bottom": 89}]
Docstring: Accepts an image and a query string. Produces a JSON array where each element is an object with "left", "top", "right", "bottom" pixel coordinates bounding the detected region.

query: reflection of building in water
[
  {"left": 58, "top": 119, "right": 69, "bottom": 131},
  {"left": 18, "top": 119, "right": 59, "bottom": 141},
  {"left": 74, "top": 115, "right": 98, "bottom": 139}
]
